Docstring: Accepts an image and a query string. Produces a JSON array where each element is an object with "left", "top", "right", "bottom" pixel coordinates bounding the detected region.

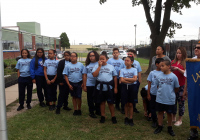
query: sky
[{"left": 1, "top": 0, "right": 200, "bottom": 46}]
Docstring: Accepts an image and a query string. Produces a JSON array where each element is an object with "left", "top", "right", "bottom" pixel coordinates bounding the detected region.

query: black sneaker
[
  {"left": 56, "top": 108, "right": 60, "bottom": 114},
  {"left": 124, "top": 117, "right": 129, "bottom": 125},
  {"left": 152, "top": 121, "right": 158, "bottom": 128},
  {"left": 17, "top": 105, "right": 24, "bottom": 111},
  {"left": 187, "top": 136, "right": 199, "bottom": 140},
  {"left": 168, "top": 126, "right": 175, "bottom": 136},
  {"left": 49, "top": 105, "right": 55, "bottom": 111},
  {"left": 77, "top": 110, "right": 82, "bottom": 115},
  {"left": 100, "top": 116, "right": 105, "bottom": 123},
  {"left": 40, "top": 102, "right": 46, "bottom": 107},
  {"left": 129, "top": 119, "right": 134, "bottom": 126},
  {"left": 27, "top": 104, "right": 32, "bottom": 109},
  {"left": 154, "top": 125, "right": 163, "bottom": 134},
  {"left": 112, "top": 116, "right": 117, "bottom": 124},
  {"left": 63, "top": 106, "right": 72, "bottom": 111},
  {"left": 73, "top": 110, "right": 78, "bottom": 116},
  {"left": 134, "top": 108, "right": 140, "bottom": 113},
  {"left": 89, "top": 112, "right": 97, "bottom": 118}
]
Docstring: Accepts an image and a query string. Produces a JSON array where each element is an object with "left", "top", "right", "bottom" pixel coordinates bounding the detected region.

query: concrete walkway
[{"left": 5, "top": 84, "right": 36, "bottom": 106}]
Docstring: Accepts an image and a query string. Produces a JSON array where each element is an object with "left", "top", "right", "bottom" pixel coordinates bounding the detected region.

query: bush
[
  {"left": 11, "top": 64, "right": 16, "bottom": 69},
  {"left": 4, "top": 62, "right": 7, "bottom": 68},
  {"left": 86, "top": 48, "right": 99, "bottom": 51}
]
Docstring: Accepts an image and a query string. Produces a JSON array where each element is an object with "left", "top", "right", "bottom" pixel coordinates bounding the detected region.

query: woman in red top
[{"left": 171, "top": 47, "right": 187, "bottom": 126}]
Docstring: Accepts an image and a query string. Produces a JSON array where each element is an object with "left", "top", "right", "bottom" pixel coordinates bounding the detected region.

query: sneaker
[
  {"left": 112, "top": 116, "right": 117, "bottom": 124},
  {"left": 168, "top": 126, "right": 175, "bottom": 136},
  {"left": 100, "top": 116, "right": 105, "bottom": 123},
  {"left": 49, "top": 105, "right": 55, "bottom": 111},
  {"left": 152, "top": 121, "right": 158, "bottom": 128},
  {"left": 147, "top": 117, "right": 152, "bottom": 121},
  {"left": 174, "top": 121, "right": 182, "bottom": 126},
  {"left": 27, "top": 104, "right": 32, "bottom": 109},
  {"left": 89, "top": 112, "right": 97, "bottom": 118},
  {"left": 17, "top": 105, "right": 24, "bottom": 111},
  {"left": 73, "top": 110, "right": 78, "bottom": 116},
  {"left": 154, "top": 125, "right": 163, "bottom": 134},
  {"left": 39, "top": 102, "right": 46, "bottom": 107},
  {"left": 188, "top": 129, "right": 199, "bottom": 140},
  {"left": 129, "top": 119, "right": 134, "bottom": 126},
  {"left": 124, "top": 117, "right": 129, "bottom": 125},
  {"left": 77, "top": 110, "right": 82, "bottom": 115},
  {"left": 63, "top": 106, "right": 72, "bottom": 111},
  {"left": 134, "top": 108, "right": 140, "bottom": 113},
  {"left": 187, "top": 136, "right": 199, "bottom": 140},
  {"left": 56, "top": 108, "right": 60, "bottom": 114}
]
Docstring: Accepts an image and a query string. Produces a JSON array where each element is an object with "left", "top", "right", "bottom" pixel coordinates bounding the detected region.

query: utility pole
[{"left": 134, "top": 24, "right": 137, "bottom": 49}]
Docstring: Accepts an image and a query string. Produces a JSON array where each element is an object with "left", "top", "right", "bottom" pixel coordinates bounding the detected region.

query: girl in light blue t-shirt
[
  {"left": 44, "top": 49, "right": 59, "bottom": 111},
  {"left": 92, "top": 52, "right": 118, "bottom": 124},
  {"left": 120, "top": 56, "right": 137, "bottom": 126},
  {"left": 83, "top": 51, "right": 100, "bottom": 118},
  {"left": 15, "top": 49, "right": 33, "bottom": 111}
]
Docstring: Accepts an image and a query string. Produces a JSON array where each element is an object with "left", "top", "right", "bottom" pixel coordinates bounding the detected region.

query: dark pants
[
  {"left": 57, "top": 80, "right": 69, "bottom": 108},
  {"left": 35, "top": 75, "right": 48, "bottom": 103},
  {"left": 115, "top": 79, "right": 124, "bottom": 109},
  {"left": 18, "top": 76, "right": 33, "bottom": 106},
  {"left": 173, "top": 86, "right": 185, "bottom": 116},
  {"left": 150, "top": 94, "right": 157, "bottom": 122},
  {"left": 87, "top": 86, "right": 100, "bottom": 114},
  {"left": 133, "top": 81, "right": 140, "bottom": 108},
  {"left": 46, "top": 75, "right": 57, "bottom": 102}
]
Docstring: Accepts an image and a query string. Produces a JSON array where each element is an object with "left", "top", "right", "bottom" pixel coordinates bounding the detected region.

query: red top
[{"left": 171, "top": 60, "right": 185, "bottom": 86}]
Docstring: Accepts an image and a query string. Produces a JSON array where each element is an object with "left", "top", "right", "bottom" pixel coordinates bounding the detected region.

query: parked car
[
  {"left": 16, "top": 51, "right": 36, "bottom": 61},
  {"left": 56, "top": 51, "right": 64, "bottom": 59},
  {"left": 45, "top": 52, "right": 48, "bottom": 58},
  {"left": 101, "top": 50, "right": 127, "bottom": 60}
]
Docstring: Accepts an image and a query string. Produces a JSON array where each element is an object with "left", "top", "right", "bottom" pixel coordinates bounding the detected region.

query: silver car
[{"left": 107, "top": 50, "right": 128, "bottom": 60}]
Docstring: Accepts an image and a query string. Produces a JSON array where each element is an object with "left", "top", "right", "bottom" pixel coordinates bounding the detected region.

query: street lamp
[{"left": 134, "top": 24, "right": 137, "bottom": 49}]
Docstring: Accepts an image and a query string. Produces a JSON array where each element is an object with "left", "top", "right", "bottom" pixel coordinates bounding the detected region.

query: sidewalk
[{"left": 5, "top": 84, "right": 36, "bottom": 106}]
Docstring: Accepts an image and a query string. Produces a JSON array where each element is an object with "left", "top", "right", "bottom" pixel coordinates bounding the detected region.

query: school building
[{"left": 2, "top": 22, "right": 61, "bottom": 59}]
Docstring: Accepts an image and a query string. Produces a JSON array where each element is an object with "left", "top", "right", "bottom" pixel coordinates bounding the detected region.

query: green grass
[
  {"left": 4, "top": 59, "right": 17, "bottom": 65},
  {"left": 7, "top": 59, "right": 191, "bottom": 140}
]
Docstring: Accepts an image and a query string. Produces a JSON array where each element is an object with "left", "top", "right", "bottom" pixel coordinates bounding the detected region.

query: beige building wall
[{"left": 61, "top": 45, "right": 93, "bottom": 52}]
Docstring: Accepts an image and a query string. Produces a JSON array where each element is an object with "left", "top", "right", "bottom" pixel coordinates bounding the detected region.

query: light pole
[{"left": 134, "top": 24, "right": 137, "bottom": 49}]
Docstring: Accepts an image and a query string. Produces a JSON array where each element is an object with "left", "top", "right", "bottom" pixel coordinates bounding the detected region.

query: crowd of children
[{"left": 16, "top": 46, "right": 191, "bottom": 137}]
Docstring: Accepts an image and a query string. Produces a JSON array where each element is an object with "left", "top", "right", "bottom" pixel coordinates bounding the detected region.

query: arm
[
  {"left": 113, "top": 76, "right": 118, "bottom": 94},
  {"left": 50, "top": 74, "right": 57, "bottom": 83},
  {"left": 92, "top": 61, "right": 102, "bottom": 77},
  {"left": 172, "top": 67, "right": 185, "bottom": 75},
  {"left": 83, "top": 74, "right": 87, "bottom": 92},
  {"left": 174, "top": 87, "right": 179, "bottom": 93},
  {"left": 120, "top": 77, "right": 133, "bottom": 84},
  {"left": 17, "top": 69, "right": 20, "bottom": 78},
  {"left": 138, "top": 72, "right": 142, "bottom": 83},
  {"left": 65, "top": 75, "right": 73, "bottom": 91},
  {"left": 123, "top": 75, "right": 137, "bottom": 83},
  {"left": 147, "top": 81, "right": 151, "bottom": 101},
  {"left": 44, "top": 67, "right": 51, "bottom": 85}
]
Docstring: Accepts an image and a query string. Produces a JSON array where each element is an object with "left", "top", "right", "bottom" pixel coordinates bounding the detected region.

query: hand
[
  {"left": 147, "top": 94, "right": 151, "bottom": 101},
  {"left": 98, "top": 60, "right": 102, "bottom": 67},
  {"left": 119, "top": 79, "right": 121, "bottom": 84},
  {"left": 69, "top": 84, "right": 73, "bottom": 91},
  {"left": 32, "top": 79, "right": 36, "bottom": 83},
  {"left": 47, "top": 80, "right": 51, "bottom": 85},
  {"left": 59, "top": 83, "right": 64, "bottom": 86},
  {"left": 83, "top": 86, "right": 87, "bottom": 92},
  {"left": 173, "top": 67, "right": 179, "bottom": 71},
  {"left": 114, "top": 88, "right": 118, "bottom": 94},
  {"left": 50, "top": 79, "right": 55, "bottom": 83}
]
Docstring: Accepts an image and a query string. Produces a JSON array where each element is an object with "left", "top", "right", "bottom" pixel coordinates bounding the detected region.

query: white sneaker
[{"left": 174, "top": 121, "right": 182, "bottom": 126}]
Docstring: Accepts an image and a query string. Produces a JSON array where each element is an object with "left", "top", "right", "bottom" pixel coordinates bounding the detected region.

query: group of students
[
  {"left": 16, "top": 46, "right": 192, "bottom": 137},
  {"left": 15, "top": 48, "right": 142, "bottom": 124}
]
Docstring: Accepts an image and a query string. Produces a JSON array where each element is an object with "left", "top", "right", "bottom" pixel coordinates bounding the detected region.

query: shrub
[
  {"left": 11, "top": 64, "right": 16, "bottom": 69},
  {"left": 87, "top": 48, "right": 99, "bottom": 51},
  {"left": 4, "top": 62, "right": 7, "bottom": 68}
]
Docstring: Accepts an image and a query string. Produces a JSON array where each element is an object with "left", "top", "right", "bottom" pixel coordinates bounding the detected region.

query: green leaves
[{"left": 60, "top": 32, "right": 70, "bottom": 49}]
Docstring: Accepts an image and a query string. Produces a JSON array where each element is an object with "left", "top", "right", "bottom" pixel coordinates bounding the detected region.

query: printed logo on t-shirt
[
  {"left": 21, "top": 61, "right": 30, "bottom": 67},
  {"left": 39, "top": 61, "right": 44, "bottom": 67},
  {"left": 123, "top": 72, "right": 134, "bottom": 78},
  {"left": 160, "top": 78, "right": 173, "bottom": 85},
  {"left": 112, "top": 62, "right": 122, "bottom": 69},
  {"left": 47, "top": 62, "right": 57, "bottom": 68},
  {"left": 88, "top": 66, "right": 94, "bottom": 73},
  {"left": 70, "top": 67, "right": 81, "bottom": 73},
  {"left": 100, "top": 68, "right": 110, "bottom": 73}
]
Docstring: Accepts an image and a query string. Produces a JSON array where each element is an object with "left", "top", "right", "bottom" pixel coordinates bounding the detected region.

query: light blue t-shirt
[
  {"left": 155, "top": 72, "right": 180, "bottom": 105},
  {"left": 119, "top": 67, "right": 137, "bottom": 85},
  {"left": 44, "top": 59, "right": 59, "bottom": 76},
  {"left": 83, "top": 62, "right": 98, "bottom": 86},
  {"left": 63, "top": 62, "right": 84, "bottom": 83},
  {"left": 63, "top": 60, "right": 70, "bottom": 79},
  {"left": 92, "top": 64, "right": 117, "bottom": 91},
  {"left": 107, "top": 58, "right": 125, "bottom": 79},
  {"left": 147, "top": 70, "right": 163, "bottom": 95},
  {"left": 15, "top": 58, "right": 32, "bottom": 77},
  {"left": 145, "top": 85, "right": 148, "bottom": 90},
  {"left": 132, "top": 60, "right": 142, "bottom": 84}
]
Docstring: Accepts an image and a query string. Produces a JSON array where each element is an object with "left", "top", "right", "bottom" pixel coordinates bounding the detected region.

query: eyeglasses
[
  {"left": 71, "top": 56, "right": 77, "bottom": 58},
  {"left": 125, "top": 60, "right": 130, "bottom": 62},
  {"left": 90, "top": 55, "right": 95, "bottom": 57},
  {"left": 64, "top": 55, "right": 70, "bottom": 57},
  {"left": 194, "top": 47, "right": 200, "bottom": 50}
]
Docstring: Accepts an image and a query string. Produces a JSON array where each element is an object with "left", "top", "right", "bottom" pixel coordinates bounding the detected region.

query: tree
[
  {"left": 99, "top": 0, "right": 199, "bottom": 73},
  {"left": 60, "top": 32, "right": 70, "bottom": 50}
]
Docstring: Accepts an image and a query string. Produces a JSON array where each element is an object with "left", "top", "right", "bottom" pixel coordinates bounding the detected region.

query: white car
[{"left": 106, "top": 50, "right": 128, "bottom": 60}]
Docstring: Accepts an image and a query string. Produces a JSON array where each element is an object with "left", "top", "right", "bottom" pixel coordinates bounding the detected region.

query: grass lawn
[{"left": 7, "top": 59, "right": 191, "bottom": 140}]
